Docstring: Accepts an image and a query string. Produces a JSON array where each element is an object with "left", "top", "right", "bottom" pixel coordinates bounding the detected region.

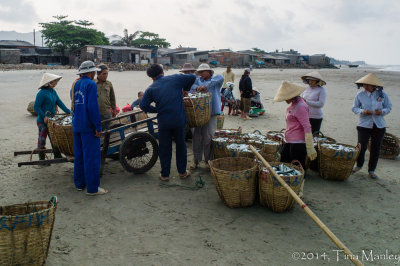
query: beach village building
[{"left": 71, "top": 45, "right": 152, "bottom": 65}]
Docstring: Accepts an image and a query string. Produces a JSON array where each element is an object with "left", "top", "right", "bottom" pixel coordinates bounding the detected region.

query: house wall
[{"left": 0, "top": 49, "right": 20, "bottom": 64}]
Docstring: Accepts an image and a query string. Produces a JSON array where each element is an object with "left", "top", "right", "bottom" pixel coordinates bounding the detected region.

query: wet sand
[{"left": 0, "top": 67, "right": 399, "bottom": 265}]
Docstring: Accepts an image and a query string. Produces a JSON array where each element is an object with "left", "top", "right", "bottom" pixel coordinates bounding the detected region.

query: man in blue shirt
[
  {"left": 190, "top": 64, "right": 224, "bottom": 169},
  {"left": 73, "top": 61, "right": 108, "bottom": 195},
  {"left": 140, "top": 64, "right": 196, "bottom": 181}
]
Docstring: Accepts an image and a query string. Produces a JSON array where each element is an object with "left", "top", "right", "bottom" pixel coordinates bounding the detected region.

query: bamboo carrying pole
[{"left": 250, "top": 145, "right": 363, "bottom": 266}]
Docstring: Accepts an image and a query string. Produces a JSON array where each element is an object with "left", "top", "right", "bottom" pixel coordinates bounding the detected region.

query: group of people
[{"left": 33, "top": 60, "right": 392, "bottom": 196}]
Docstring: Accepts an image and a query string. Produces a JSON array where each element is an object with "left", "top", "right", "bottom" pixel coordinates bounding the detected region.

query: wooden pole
[{"left": 250, "top": 145, "right": 363, "bottom": 266}]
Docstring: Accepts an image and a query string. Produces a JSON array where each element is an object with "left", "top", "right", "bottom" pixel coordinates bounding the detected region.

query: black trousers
[
  {"left": 357, "top": 124, "right": 385, "bottom": 172},
  {"left": 280, "top": 143, "right": 307, "bottom": 170},
  {"left": 310, "top": 118, "right": 323, "bottom": 134}
]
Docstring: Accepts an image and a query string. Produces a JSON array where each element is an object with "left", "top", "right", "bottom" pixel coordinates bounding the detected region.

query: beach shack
[{"left": 75, "top": 45, "right": 152, "bottom": 64}]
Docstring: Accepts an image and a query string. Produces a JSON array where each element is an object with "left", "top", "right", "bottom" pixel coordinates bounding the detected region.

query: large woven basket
[
  {"left": 209, "top": 157, "right": 258, "bottom": 208},
  {"left": 184, "top": 93, "right": 211, "bottom": 128},
  {"left": 47, "top": 115, "right": 74, "bottom": 156},
  {"left": 266, "top": 129, "right": 285, "bottom": 143},
  {"left": 27, "top": 101, "right": 37, "bottom": 116},
  {"left": 259, "top": 162, "right": 304, "bottom": 212},
  {"left": 0, "top": 197, "right": 57, "bottom": 265},
  {"left": 307, "top": 131, "right": 336, "bottom": 171},
  {"left": 367, "top": 132, "right": 400, "bottom": 160},
  {"left": 319, "top": 143, "right": 360, "bottom": 181}
]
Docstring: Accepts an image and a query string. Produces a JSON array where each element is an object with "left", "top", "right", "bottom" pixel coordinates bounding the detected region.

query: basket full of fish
[
  {"left": 184, "top": 92, "right": 211, "bottom": 128},
  {"left": 47, "top": 114, "right": 74, "bottom": 156},
  {"left": 242, "top": 132, "right": 281, "bottom": 162},
  {"left": 214, "top": 128, "right": 242, "bottom": 138},
  {"left": 318, "top": 143, "right": 360, "bottom": 181},
  {"left": 306, "top": 131, "right": 336, "bottom": 171},
  {"left": 259, "top": 162, "right": 304, "bottom": 212}
]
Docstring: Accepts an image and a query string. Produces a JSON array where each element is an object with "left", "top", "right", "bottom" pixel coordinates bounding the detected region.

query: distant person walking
[
  {"left": 221, "top": 65, "right": 235, "bottom": 94},
  {"left": 301, "top": 71, "right": 327, "bottom": 133},
  {"left": 352, "top": 73, "right": 392, "bottom": 179},
  {"left": 239, "top": 68, "right": 253, "bottom": 120}
]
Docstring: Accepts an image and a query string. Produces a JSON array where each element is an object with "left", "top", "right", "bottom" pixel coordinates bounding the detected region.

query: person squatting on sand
[
  {"left": 352, "top": 73, "right": 392, "bottom": 179},
  {"left": 34, "top": 73, "right": 71, "bottom": 161},
  {"left": 221, "top": 82, "right": 239, "bottom": 115},
  {"left": 190, "top": 63, "right": 224, "bottom": 169},
  {"left": 131, "top": 91, "right": 144, "bottom": 109},
  {"left": 95, "top": 64, "right": 117, "bottom": 129},
  {"left": 301, "top": 71, "right": 327, "bottom": 133},
  {"left": 239, "top": 68, "right": 253, "bottom": 120},
  {"left": 140, "top": 64, "right": 196, "bottom": 181},
  {"left": 72, "top": 61, "right": 108, "bottom": 195}
]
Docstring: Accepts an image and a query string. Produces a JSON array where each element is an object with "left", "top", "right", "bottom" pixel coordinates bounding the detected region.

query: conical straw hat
[
  {"left": 301, "top": 71, "right": 326, "bottom": 86},
  {"left": 355, "top": 73, "right": 383, "bottom": 87},
  {"left": 38, "top": 73, "right": 62, "bottom": 89},
  {"left": 274, "top": 81, "right": 305, "bottom": 102}
]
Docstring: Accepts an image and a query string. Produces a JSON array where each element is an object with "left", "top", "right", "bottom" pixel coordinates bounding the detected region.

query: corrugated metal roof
[
  {"left": 0, "top": 40, "right": 35, "bottom": 47},
  {"left": 175, "top": 50, "right": 209, "bottom": 55}
]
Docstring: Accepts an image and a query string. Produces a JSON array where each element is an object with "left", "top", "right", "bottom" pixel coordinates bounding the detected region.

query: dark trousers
[
  {"left": 357, "top": 124, "right": 385, "bottom": 172},
  {"left": 37, "top": 122, "right": 61, "bottom": 160},
  {"left": 309, "top": 118, "right": 323, "bottom": 134},
  {"left": 73, "top": 132, "right": 101, "bottom": 193},
  {"left": 280, "top": 143, "right": 307, "bottom": 170},
  {"left": 158, "top": 126, "right": 187, "bottom": 177}
]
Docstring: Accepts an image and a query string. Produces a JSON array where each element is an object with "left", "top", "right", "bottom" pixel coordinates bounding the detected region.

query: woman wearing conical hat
[
  {"left": 274, "top": 81, "right": 317, "bottom": 169},
  {"left": 300, "top": 71, "right": 327, "bottom": 133},
  {"left": 351, "top": 73, "right": 392, "bottom": 179},
  {"left": 34, "top": 73, "right": 71, "bottom": 161}
]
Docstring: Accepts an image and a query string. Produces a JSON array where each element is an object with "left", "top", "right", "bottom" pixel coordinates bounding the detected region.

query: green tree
[
  {"left": 131, "top": 31, "right": 170, "bottom": 49},
  {"left": 252, "top": 47, "right": 266, "bottom": 54},
  {"left": 40, "top": 15, "right": 109, "bottom": 53},
  {"left": 113, "top": 29, "right": 141, "bottom": 46}
]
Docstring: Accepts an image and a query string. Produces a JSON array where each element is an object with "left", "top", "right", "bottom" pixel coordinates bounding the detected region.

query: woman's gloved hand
[{"left": 305, "top": 133, "right": 317, "bottom": 161}]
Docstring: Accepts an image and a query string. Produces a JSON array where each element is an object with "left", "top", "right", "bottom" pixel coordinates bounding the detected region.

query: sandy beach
[{"left": 1, "top": 67, "right": 399, "bottom": 265}]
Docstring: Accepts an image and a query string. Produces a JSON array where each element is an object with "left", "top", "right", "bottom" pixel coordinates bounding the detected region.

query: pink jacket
[{"left": 284, "top": 98, "right": 312, "bottom": 143}]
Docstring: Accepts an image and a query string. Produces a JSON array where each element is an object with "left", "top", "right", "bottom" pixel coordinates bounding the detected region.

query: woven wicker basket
[
  {"left": 214, "top": 128, "right": 242, "bottom": 138},
  {"left": 184, "top": 93, "right": 211, "bottom": 128},
  {"left": 367, "top": 132, "right": 400, "bottom": 160},
  {"left": 216, "top": 114, "right": 225, "bottom": 129},
  {"left": 259, "top": 162, "right": 304, "bottom": 212},
  {"left": 0, "top": 197, "right": 57, "bottom": 265},
  {"left": 266, "top": 129, "right": 285, "bottom": 143},
  {"left": 27, "top": 101, "right": 37, "bottom": 116},
  {"left": 209, "top": 157, "right": 258, "bottom": 208},
  {"left": 307, "top": 131, "right": 336, "bottom": 171},
  {"left": 47, "top": 115, "right": 74, "bottom": 156},
  {"left": 319, "top": 143, "right": 360, "bottom": 181}
]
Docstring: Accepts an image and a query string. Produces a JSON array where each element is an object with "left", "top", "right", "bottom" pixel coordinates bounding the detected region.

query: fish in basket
[
  {"left": 259, "top": 162, "right": 304, "bottom": 212},
  {"left": 47, "top": 114, "right": 74, "bottom": 156},
  {"left": 318, "top": 143, "right": 360, "bottom": 181},
  {"left": 214, "top": 127, "right": 242, "bottom": 138},
  {"left": 0, "top": 197, "right": 57, "bottom": 265},
  {"left": 266, "top": 129, "right": 285, "bottom": 143},
  {"left": 367, "top": 132, "right": 400, "bottom": 160},
  {"left": 307, "top": 131, "right": 336, "bottom": 171},
  {"left": 184, "top": 92, "right": 211, "bottom": 128},
  {"left": 242, "top": 132, "right": 281, "bottom": 162},
  {"left": 209, "top": 157, "right": 258, "bottom": 208}
]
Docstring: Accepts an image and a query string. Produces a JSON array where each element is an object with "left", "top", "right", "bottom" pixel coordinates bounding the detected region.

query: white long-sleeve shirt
[{"left": 301, "top": 85, "right": 327, "bottom": 119}]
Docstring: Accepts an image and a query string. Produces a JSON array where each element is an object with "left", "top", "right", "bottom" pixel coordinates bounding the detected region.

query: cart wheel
[{"left": 119, "top": 132, "right": 158, "bottom": 173}]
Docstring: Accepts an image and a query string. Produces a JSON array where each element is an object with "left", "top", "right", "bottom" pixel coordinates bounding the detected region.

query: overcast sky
[{"left": 0, "top": 0, "right": 399, "bottom": 65}]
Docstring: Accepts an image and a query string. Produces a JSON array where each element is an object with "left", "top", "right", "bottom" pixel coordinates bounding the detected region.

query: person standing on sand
[
  {"left": 352, "top": 73, "right": 392, "bottom": 179},
  {"left": 239, "top": 68, "right": 253, "bottom": 120},
  {"left": 140, "top": 64, "right": 196, "bottom": 181},
  {"left": 95, "top": 64, "right": 117, "bottom": 129},
  {"left": 34, "top": 73, "right": 71, "bottom": 161},
  {"left": 300, "top": 71, "right": 327, "bottom": 133},
  {"left": 274, "top": 81, "right": 317, "bottom": 197},
  {"left": 221, "top": 65, "right": 235, "bottom": 94},
  {"left": 190, "top": 64, "right": 224, "bottom": 170},
  {"left": 72, "top": 61, "right": 108, "bottom": 195}
]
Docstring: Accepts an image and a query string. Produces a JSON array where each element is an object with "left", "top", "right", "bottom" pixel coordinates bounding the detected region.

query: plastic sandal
[
  {"left": 369, "top": 172, "right": 379, "bottom": 179},
  {"left": 87, "top": 187, "right": 109, "bottom": 196},
  {"left": 159, "top": 175, "right": 169, "bottom": 182},
  {"left": 179, "top": 170, "right": 191, "bottom": 179}
]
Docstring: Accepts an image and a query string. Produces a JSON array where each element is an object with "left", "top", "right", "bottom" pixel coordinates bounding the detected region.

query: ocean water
[{"left": 379, "top": 65, "right": 400, "bottom": 72}]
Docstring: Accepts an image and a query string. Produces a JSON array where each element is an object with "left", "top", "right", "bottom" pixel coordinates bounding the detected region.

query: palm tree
[{"left": 117, "top": 29, "right": 141, "bottom": 46}]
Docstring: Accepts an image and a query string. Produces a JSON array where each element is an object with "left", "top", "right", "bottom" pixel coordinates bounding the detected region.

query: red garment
[
  {"left": 284, "top": 97, "right": 312, "bottom": 143},
  {"left": 122, "top": 103, "right": 132, "bottom": 113}
]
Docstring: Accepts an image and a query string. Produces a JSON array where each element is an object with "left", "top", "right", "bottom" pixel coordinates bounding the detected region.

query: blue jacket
[
  {"left": 140, "top": 74, "right": 196, "bottom": 129},
  {"left": 72, "top": 76, "right": 102, "bottom": 133},
  {"left": 34, "top": 86, "right": 71, "bottom": 124}
]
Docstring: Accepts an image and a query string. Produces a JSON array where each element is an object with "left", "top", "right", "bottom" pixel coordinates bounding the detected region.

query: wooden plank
[{"left": 14, "top": 149, "right": 53, "bottom": 156}]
